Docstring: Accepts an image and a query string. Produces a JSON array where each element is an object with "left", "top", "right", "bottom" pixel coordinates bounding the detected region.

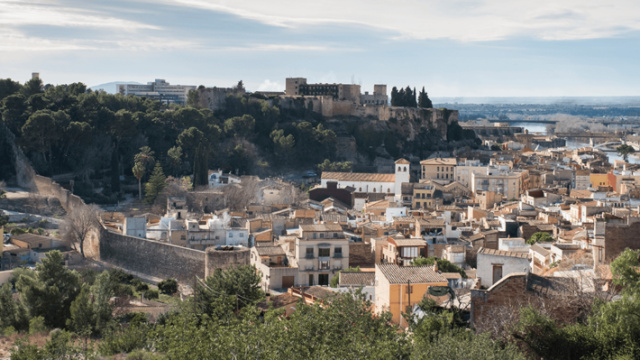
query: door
[
  {"left": 308, "top": 274, "right": 314, "bottom": 286},
  {"left": 318, "top": 274, "right": 329, "bottom": 286},
  {"left": 282, "top": 276, "right": 294, "bottom": 288},
  {"left": 492, "top": 265, "right": 503, "bottom": 285}
]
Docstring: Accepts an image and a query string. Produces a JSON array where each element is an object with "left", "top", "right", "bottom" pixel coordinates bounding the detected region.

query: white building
[
  {"left": 124, "top": 217, "right": 146, "bottom": 239},
  {"left": 208, "top": 169, "right": 241, "bottom": 188},
  {"left": 117, "top": 79, "right": 196, "bottom": 105},
  {"left": 320, "top": 159, "right": 410, "bottom": 201},
  {"left": 477, "top": 248, "right": 530, "bottom": 287}
]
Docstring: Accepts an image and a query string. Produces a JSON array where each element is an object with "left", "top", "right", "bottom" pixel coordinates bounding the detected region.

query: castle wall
[{"left": 98, "top": 226, "right": 206, "bottom": 283}]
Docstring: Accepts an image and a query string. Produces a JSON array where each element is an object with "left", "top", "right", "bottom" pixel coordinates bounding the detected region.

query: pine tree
[
  {"left": 390, "top": 87, "right": 399, "bottom": 106},
  {"left": 144, "top": 162, "right": 166, "bottom": 204}
]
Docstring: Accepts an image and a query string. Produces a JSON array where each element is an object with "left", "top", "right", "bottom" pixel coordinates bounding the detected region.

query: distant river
[{"left": 512, "top": 122, "right": 639, "bottom": 165}]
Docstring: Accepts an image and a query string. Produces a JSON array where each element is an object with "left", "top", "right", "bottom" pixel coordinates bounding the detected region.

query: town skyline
[{"left": 1, "top": 0, "right": 639, "bottom": 97}]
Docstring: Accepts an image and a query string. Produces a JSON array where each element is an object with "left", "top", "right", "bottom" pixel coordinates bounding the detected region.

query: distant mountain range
[
  {"left": 89, "top": 81, "right": 142, "bottom": 94},
  {"left": 433, "top": 96, "right": 640, "bottom": 106}
]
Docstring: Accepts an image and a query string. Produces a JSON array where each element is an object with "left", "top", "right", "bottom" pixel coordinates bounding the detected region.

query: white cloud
[
  {"left": 216, "top": 44, "right": 356, "bottom": 52},
  {"left": 256, "top": 79, "right": 283, "bottom": 91},
  {"left": 0, "top": 0, "right": 159, "bottom": 30},
  {"left": 0, "top": 28, "right": 196, "bottom": 52},
  {"left": 159, "top": 0, "right": 640, "bottom": 41}
]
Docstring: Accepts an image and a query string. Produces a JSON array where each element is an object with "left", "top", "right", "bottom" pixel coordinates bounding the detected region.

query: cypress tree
[{"left": 144, "top": 162, "right": 166, "bottom": 204}]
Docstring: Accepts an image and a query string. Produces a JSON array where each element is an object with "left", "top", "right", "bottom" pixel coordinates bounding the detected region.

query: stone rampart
[
  {"left": 33, "top": 175, "right": 85, "bottom": 213},
  {"left": 204, "top": 247, "right": 251, "bottom": 277},
  {"left": 99, "top": 226, "right": 206, "bottom": 283}
]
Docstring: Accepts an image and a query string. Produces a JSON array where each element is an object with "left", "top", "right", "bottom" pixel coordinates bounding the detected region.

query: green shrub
[
  {"left": 127, "top": 349, "right": 166, "bottom": 360},
  {"left": 145, "top": 289, "right": 159, "bottom": 300},
  {"left": 133, "top": 279, "right": 149, "bottom": 293},
  {"left": 158, "top": 278, "right": 178, "bottom": 295},
  {"left": 99, "top": 324, "right": 150, "bottom": 356},
  {"left": 29, "top": 316, "right": 47, "bottom": 335}
]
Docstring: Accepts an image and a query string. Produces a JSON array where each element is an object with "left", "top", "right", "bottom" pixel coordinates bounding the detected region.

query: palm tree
[{"left": 132, "top": 146, "right": 155, "bottom": 201}]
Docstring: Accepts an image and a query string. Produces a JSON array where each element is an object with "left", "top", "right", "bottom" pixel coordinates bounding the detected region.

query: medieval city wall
[{"left": 99, "top": 226, "right": 206, "bottom": 283}]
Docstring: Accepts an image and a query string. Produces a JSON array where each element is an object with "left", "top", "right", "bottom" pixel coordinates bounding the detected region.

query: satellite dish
[{"left": 428, "top": 286, "right": 450, "bottom": 297}]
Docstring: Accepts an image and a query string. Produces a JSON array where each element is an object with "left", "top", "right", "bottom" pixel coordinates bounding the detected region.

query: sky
[{"left": 1, "top": 0, "right": 639, "bottom": 97}]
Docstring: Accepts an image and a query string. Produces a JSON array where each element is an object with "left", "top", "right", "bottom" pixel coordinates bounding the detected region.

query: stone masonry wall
[
  {"left": 204, "top": 247, "right": 250, "bottom": 277},
  {"left": 604, "top": 222, "right": 640, "bottom": 263},
  {"left": 99, "top": 226, "right": 206, "bottom": 283},
  {"left": 349, "top": 242, "right": 374, "bottom": 267}
]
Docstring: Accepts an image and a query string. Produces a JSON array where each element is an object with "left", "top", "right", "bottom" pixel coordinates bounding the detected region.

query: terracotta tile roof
[
  {"left": 294, "top": 209, "right": 317, "bottom": 218},
  {"left": 300, "top": 223, "right": 343, "bottom": 233},
  {"left": 255, "top": 245, "right": 286, "bottom": 257},
  {"left": 388, "top": 238, "right": 428, "bottom": 247},
  {"left": 418, "top": 218, "right": 446, "bottom": 227},
  {"left": 304, "top": 286, "right": 336, "bottom": 300},
  {"left": 377, "top": 264, "right": 447, "bottom": 284},
  {"left": 570, "top": 189, "right": 592, "bottom": 199},
  {"left": 530, "top": 244, "right": 550, "bottom": 256},
  {"left": 395, "top": 158, "right": 410, "bottom": 164},
  {"left": 478, "top": 247, "right": 529, "bottom": 259},
  {"left": 321, "top": 172, "right": 395, "bottom": 183},
  {"left": 420, "top": 158, "right": 457, "bottom": 166},
  {"left": 339, "top": 272, "right": 375, "bottom": 286}
]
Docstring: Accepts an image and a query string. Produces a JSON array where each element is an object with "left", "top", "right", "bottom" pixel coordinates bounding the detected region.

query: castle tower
[{"left": 394, "top": 158, "right": 410, "bottom": 201}]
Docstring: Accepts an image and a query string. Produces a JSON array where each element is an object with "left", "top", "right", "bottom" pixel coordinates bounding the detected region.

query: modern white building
[{"left": 117, "top": 79, "right": 196, "bottom": 105}]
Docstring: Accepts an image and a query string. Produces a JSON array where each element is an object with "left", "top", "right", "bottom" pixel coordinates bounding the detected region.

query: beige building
[
  {"left": 420, "top": 158, "right": 457, "bottom": 183},
  {"left": 471, "top": 169, "right": 523, "bottom": 200},
  {"left": 412, "top": 183, "right": 440, "bottom": 209},
  {"left": 292, "top": 224, "right": 349, "bottom": 286},
  {"left": 250, "top": 245, "right": 299, "bottom": 291},
  {"left": 375, "top": 264, "right": 448, "bottom": 325},
  {"left": 454, "top": 159, "right": 490, "bottom": 188},
  {"left": 382, "top": 237, "right": 428, "bottom": 266}
]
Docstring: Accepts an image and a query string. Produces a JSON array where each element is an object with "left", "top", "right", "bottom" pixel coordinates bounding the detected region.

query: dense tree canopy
[{"left": 0, "top": 78, "right": 476, "bottom": 205}]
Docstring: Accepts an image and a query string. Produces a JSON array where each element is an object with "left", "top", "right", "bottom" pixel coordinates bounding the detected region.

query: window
[
  {"left": 228, "top": 233, "right": 233, "bottom": 238},
  {"left": 306, "top": 248, "right": 314, "bottom": 258},
  {"left": 319, "top": 233, "right": 325, "bottom": 238},
  {"left": 319, "top": 248, "right": 330, "bottom": 257},
  {"left": 308, "top": 274, "right": 314, "bottom": 286},
  {"left": 334, "top": 247, "right": 342, "bottom": 258}
]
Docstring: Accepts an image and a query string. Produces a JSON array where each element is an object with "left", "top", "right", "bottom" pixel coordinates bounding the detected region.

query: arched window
[
  {"left": 373, "top": 188, "right": 377, "bottom": 193},
  {"left": 404, "top": 166, "right": 407, "bottom": 172},
  {"left": 387, "top": 188, "right": 390, "bottom": 193},
  {"left": 359, "top": 187, "right": 362, "bottom": 191}
]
